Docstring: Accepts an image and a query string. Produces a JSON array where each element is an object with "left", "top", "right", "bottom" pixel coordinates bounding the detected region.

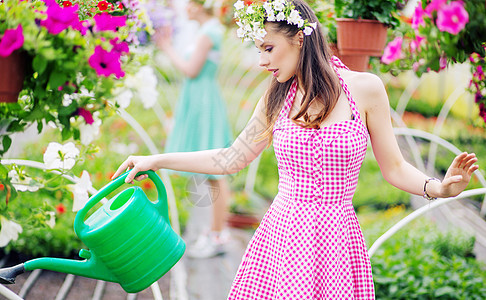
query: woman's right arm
[
  {"left": 154, "top": 27, "right": 212, "bottom": 78},
  {"left": 113, "top": 97, "right": 270, "bottom": 183}
]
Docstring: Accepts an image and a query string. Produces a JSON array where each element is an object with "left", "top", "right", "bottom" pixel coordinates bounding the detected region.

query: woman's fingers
[{"left": 112, "top": 157, "right": 133, "bottom": 179}]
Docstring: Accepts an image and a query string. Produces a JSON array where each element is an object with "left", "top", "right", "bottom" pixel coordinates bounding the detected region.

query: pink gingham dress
[{"left": 228, "top": 57, "right": 374, "bottom": 300}]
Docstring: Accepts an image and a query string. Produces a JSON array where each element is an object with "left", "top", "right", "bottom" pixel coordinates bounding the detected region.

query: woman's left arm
[{"left": 359, "top": 73, "right": 479, "bottom": 199}]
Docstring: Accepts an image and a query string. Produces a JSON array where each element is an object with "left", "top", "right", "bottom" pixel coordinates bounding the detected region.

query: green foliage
[
  {"left": 334, "top": 0, "right": 404, "bottom": 28},
  {"left": 4, "top": 178, "right": 83, "bottom": 258},
  {"left": 360, "top": 209, "right": 486, "bottom": 300}
]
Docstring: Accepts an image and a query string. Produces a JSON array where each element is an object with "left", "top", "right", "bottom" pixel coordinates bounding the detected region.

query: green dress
[{"left": 165, "top": 19, "right": 232, "bottom": 178}]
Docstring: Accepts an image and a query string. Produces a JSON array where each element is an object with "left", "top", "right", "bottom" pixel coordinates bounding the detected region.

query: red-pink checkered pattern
[{"left": 228, "top": 56, "right": 374, "bottom": 299}]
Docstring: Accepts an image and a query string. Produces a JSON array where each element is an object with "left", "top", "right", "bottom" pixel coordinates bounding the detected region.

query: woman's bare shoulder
[{"left": 339, "top": 69, "right": 388, "bottom": 108}]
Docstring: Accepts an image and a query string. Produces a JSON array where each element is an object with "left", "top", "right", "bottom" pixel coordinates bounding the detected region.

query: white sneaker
[{"left": 186, "top": 231, "right": 228, "bottom": 259}]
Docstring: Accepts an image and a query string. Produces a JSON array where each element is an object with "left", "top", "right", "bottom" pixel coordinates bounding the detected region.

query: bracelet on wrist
[{"left": 423, "top": 177, "right": 441, "bottom": 201}]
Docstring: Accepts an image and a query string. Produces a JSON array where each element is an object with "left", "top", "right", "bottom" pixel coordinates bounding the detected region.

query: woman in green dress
[{"left": 155, "top": 0, "right": 232, "bottom": 258}]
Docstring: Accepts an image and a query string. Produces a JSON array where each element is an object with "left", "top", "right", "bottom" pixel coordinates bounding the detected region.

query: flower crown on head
[{"left": 233, "top": 0, "right": 317, "bottom": 42}]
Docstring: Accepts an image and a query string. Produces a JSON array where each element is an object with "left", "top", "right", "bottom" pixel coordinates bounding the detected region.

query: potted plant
[
  {"left": 334, "top": 0, "right": 407, "bottom": 71},
  {"left": 227, "top": 191, "right": 261, "bottom": 229},
  {"left": 380, "top": 0, "right": 486, "bottom": 125}
]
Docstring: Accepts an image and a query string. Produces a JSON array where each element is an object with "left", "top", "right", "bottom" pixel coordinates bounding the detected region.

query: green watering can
[{"left": 0, "top": 170, "right": 185, "bottom": 293}]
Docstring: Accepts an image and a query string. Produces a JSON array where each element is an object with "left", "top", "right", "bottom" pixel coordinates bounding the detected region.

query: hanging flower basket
[
  {"left": 0, "top": 50, "right": 26, "bottom": 103},
  {"left": 336, "top": 18, "right": 388, "bottom": 57}
]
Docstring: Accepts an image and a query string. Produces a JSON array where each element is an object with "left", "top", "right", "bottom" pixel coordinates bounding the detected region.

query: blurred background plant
[
  {"left": 380, "top": 0, "right": 486, "bottom": 124},
  {"left": 0, "top": 0, "right": 159, "bottom": 251}
]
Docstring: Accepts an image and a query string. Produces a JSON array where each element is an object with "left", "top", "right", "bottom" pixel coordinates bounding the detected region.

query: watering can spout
[
  {"left": 0, "top": 249, "right": 118, "bottom": 284},
  {"left": 0, "top": 264, "right": 25, "bottom": 284}
]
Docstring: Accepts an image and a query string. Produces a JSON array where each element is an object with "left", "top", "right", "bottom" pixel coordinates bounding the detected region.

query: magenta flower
[
  {"left": 40, "top": 2, "right": 81, "bottom": 34},
  {"left": 410, "top": 35, "right": 425, "bottom": 53},
  {"left": 439, "top": 56, "right": 447, "bottom": 70},
  {"left": 411, "top": 6, "right": 426, "bottom": 30},
  {"left": 436, "top": 1, "right": 469, "bottom": 35},
  {"left": 88, "top": 45, "right": 125, "bottom": 78},
  {"left": 473, "top": 65, "right": 485, "bottom": 81},
  {"left": 425, "top": 0, "right": 447, "bottom": 16},
  {"left": 0, "top": 25, "right": 24, "bottom": 57},
  {"left": 77, "top": 108, "right": 94, "bottom": 125},
  {"left": 381, "top": 37, "right": 403, "bottom": 64},
  {"left": 93, "top": 13, "right": 127, "bottom": 32},
  {"left": 110, "top": 38, "right": 129, "bottom": 54}
]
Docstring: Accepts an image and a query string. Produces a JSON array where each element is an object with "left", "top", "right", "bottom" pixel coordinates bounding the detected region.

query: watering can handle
[{"left": 74, "top": 170, "right": 169, "bottom": 234}]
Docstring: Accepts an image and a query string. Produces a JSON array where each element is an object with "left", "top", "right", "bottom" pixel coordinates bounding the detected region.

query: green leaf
[
  {"left": 48, "top": 72, "right": 67, "bottom": 90},
  {"left": 434, "top": 286, "right": 456, "bottom": 297},
  {"left": 2, "top": 136, "right": 12, "bottom": 153},
  {"left": 32, "top": 55, "right": 47, "bottom": 74}
]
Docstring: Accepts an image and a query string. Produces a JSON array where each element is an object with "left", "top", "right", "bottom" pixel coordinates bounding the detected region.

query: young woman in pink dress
[{"left": 113, "top": 1, "right": 479, "bottom": 298}]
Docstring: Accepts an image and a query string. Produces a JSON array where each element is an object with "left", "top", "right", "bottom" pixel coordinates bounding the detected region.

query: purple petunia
[{"left": 0, "top": 25, "right": 24, "bottom": 57}]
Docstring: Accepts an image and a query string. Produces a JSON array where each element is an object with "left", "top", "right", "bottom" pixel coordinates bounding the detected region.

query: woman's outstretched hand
[
  {"left": 112, "top": 155, "right": 159, "bottom": 183},
  {"left": 439, "top": 152, "right": 479, "bottom": 198}
]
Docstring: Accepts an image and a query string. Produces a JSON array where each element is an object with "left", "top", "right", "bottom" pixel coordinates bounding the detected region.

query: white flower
[
  {"left": 72, "top": 170, "right": 92, "bottom": 212},
  {"left": 273, "top": 0, "right": 285, "bottom": 11},
  {"left": 8, "top": 170, "right": 42, "bottom": 192},
  {"left": 115, "top": 89, "right": 134, "bottom": 109},
  {"left": 255, "top": 28, "right": 267, "bottom": 41},
  {"left": 63, "top": 94, "right": 74, "bottom": 106},
  {"left": 237, "top": 27, "right": 246, "bottom": 38},
  {"left": 43, "top": 142, "right": 80, "bottom": 170},
  {"left": 45, "top": 212, "right": 56, "bottom": 229},
  {"left": 276, "top": 11, "right": 285, "bottom": 22},
  {"left": 266, "top": 10, "right": 276, "bottom": 22},
  {"left": 263, "top": 2, "right": 272, "bottom": 12},
  {"left": 79, "top": 118, "right": 102, "bottom": 145},
  {"left": 296, "top": 18, "right": 304, "bottom": 28},
  {"left": 125, "top": 66, "right": 159, "bottom": 109},
  {"left": 79, "top": 87, "right": 95, "bottom": 98},
  {"left": 0, "top": 216, "right": 22, "bottom": 247},
  {"left": 246, "top": 6, "right": 254, "bottom": 14},
  {"left": 303, "top": 26, "right": 313, "bottom": 36},
  {"left": 310, "top": 22, "right": 317, "bottom": 29},
  {"left": 234, "top": 0, "right": 244, "bottom": 10},
  {"left": 288, "top": 10, "right": 301, "bottom": 25}
]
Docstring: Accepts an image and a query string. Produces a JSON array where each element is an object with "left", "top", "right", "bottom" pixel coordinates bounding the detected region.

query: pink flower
[
  {"left": 436, "top": 1, "right": 469, "bottom": 35},
  {"left": 77, "top": 107, "right": 94, "bottom": 124},
  {"left": 88, "top": 45, "right": 125, "bottom": 78},
  {"left": 439, "top": 56, "right": 447, "bottom": 70},
  {"left": 0, "top": 25, "right": 24, "bottom": 57},
  {"left": 411, "top": 6, "right": 426, "bottom": 30},
  {"left": 72, "top": 20, "right": 89, "bottom": 36},
  {"left": 473, "top": 65, "right": 485, "bottom": 81},
  {"left": 110, "top": 38, "right": 129, "bottom": 54},
  {"left": 40, "top": 2, "right": 81, "bottom": 34},
  {"left": 381, "top": 37, "right": 403, "bottom": 64},
  {"left": 425, "top": 0, "right": 447, "bottom": 16},
  {"left": 410, "top": 35, "right": 425, "bottom": 53},
  {"left": 93, "top": 13, "right": 126, "bottom": 32}
]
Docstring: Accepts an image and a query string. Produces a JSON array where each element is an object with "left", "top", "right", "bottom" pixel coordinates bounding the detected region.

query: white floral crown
[{"left": 233, "top": 0, "right": 317, "bottom": 42}]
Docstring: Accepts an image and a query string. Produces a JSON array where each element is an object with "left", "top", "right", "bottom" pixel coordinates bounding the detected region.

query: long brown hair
[{"left": 262, "top": 0, "right": 341, "bottom": 138}]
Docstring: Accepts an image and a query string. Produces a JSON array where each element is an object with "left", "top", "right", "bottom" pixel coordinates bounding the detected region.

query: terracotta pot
[
  {"left": 227, "top": 213, "right": 260, "bottom": 229},
  {"left": 0, "top": 50, "right": 26, "bottom": 103},
  {"left": 336, "top": 18, "right": 388, "bottom": 57},
  {"left": 339, "top": 54, "right": 370, "bottom": 72}
]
